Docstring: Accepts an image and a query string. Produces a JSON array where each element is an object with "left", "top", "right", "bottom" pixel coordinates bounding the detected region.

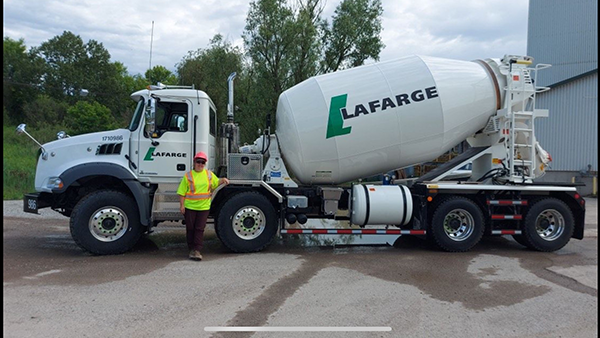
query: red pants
[{"left": 184, "top": 209, "right": 209, "bottom": 251}]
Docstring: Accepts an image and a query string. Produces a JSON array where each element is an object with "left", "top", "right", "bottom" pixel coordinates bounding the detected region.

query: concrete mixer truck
[{"left": 19, "top": 54, "right": 586, "bottom": 255}]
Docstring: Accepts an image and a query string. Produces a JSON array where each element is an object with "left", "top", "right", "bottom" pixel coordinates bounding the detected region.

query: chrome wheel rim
[
  {"left": 233, "top": 206, "right": 266, "bottom": 240},
  {"left": 89, "top": 206, "right": 129, "bottom": 242},
  {"left": 535, "top": 209, "right": 565, "bottom": 241},
  {"left": 443, "top": 208, "right": 475, "bottom": 241}
]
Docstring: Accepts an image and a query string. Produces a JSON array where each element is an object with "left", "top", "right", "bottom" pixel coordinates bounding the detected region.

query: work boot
[{"left": 189, "top": 250, "right": 203, "bottom": 261}]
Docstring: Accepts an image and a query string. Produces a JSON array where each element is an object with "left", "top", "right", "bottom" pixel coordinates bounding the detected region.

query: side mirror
[
  {"left": 16, "top": 123, "right": 27, "bottom": 135},
  {"left": 144, "top": 97, "right": 157, "bottom": 135}
]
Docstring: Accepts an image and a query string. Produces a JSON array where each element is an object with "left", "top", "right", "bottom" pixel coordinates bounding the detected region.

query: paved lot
[{"left": 3, "top": 198, "right": 598, "bottom": 337}]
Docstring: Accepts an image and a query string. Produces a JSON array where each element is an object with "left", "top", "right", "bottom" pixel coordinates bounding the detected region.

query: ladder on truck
[{"left": 501, "top": 57, "right": 551, "bottom": 183}]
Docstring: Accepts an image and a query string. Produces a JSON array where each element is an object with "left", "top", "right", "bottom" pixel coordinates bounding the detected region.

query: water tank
[
  {"left": 351, "top": 184, "right": 413, "bottom": 226},
  {"left": 276, "top": 55, "right": 504, "bottom": 185}
]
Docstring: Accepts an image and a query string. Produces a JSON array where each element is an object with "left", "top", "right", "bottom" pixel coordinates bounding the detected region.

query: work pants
[{"left": 184, "top": 209, "right": 210, "bottom": 252}]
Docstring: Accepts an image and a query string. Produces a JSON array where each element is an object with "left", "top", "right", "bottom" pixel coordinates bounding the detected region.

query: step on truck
[{"left": 19, "top": 54, "right": 586, "bottom": 254}]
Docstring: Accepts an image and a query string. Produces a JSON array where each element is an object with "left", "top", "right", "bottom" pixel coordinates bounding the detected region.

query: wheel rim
[
  {"left": 232, "top": 206, "right": 266, "bottom": 240},
  {"left": 89, "top": 206, "right": 129, "bottom": 242},
  {"left": 442, "top": 208, "right": 475, "bottom": 241},
  {"left": 535, "top": 209, "right": 565, "bottom": 241}
]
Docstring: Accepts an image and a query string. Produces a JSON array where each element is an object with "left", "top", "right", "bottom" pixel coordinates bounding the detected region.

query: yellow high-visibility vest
[{"left": 177, "top": 169, "right": 219, "bottom": 211}]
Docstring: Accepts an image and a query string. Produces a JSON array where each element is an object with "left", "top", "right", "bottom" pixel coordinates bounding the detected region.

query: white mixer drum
[{"left": 276, "top": 55, "right": 500, "bottom": 184}]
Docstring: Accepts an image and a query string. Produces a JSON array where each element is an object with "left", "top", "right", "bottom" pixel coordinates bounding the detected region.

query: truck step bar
[
  {"left": 491, "top": 214, "right": 523, "bottom": 220},
  {"left": 491, "top": 230, "right": 522, "bottom": 235},
  {"left": 487, "top": 200, "right": 528, "bottom": 205}
]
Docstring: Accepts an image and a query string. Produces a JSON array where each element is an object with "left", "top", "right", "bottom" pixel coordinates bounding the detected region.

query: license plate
[{"left": 23, "top": 194, "right": 39, "bottom": 214}]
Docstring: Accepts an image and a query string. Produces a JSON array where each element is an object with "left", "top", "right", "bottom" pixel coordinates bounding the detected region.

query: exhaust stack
[{"left": 227, "top": 72, "right": 237, "bottom": 123}]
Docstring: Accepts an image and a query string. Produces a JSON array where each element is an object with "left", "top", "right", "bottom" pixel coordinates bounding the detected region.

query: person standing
[{"left": 177, "top": 151, "right": 229, "bottom": 260}]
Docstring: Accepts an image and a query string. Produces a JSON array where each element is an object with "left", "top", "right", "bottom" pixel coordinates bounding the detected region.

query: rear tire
[
  {"left": 215, "top": 192, "right": 278, "bottom": 253},
  {"left": 521, "top": 198, "right": 574, "bottom": 252},
  {"left": 70, "top": 190, "right": 143, "bottom": 255},
  {"left": 430, "top": 196, "right": 484, "bottom": 252}
]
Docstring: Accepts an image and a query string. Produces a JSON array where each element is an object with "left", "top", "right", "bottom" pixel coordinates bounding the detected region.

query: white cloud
[{"left": 3, "top": 0, "right": 529, "bottom": 76}]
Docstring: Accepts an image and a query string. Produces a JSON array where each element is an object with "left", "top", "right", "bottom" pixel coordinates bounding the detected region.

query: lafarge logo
[
  {"left": 326, "top": 86, "right": 439, "bottom": 139},
  {"left": 143, "top": 147, "right": 187, "bottom": 161}
]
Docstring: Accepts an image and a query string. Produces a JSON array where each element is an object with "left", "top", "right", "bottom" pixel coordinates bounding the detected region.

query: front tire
[
  {"left": 430, "top": 196, "right": 484, "bottom": 252},
  {"left": 521, "top": 198, "right": 574, "bottom": 252},
  {"left": 215, "top": 192, "right": 278, "bottom": 253},
  {"left": 70, "top": 190, "right": 143, "bottom": 255}
]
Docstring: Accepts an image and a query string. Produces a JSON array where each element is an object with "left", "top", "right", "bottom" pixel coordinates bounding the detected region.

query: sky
[{"left": 3, "top": 0, "right": 530, "bottom": 77}]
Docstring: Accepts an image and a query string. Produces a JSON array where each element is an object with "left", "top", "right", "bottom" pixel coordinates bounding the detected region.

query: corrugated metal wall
[
  {"left": 527, "top": 0, "right": 598, "bottom": 87},
  {"left": 527, "top": 0, "right": 598, "bottom": 173},
  {"left": 535, "top": 72, "right": 598, "bottom": 171}
]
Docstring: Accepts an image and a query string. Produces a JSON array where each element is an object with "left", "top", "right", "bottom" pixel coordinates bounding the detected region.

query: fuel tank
[{"left": 276, "top": 55, "right": 503, "bottom": 184}]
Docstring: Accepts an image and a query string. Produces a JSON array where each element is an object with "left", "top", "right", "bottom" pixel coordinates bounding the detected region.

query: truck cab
[
  {"left": 22, "top": 85, "right": 218, "bottom": 254},
  {"left": 129, "top": 87, "right": 218, "bottom": 181}
]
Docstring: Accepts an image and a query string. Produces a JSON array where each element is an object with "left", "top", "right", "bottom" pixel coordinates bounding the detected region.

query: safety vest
[
  {"left": 177, "top": 169, "right": 218, "bottom": 211},
  {"left": 185, "top": 170, "right": 213, "bottom": 201}
]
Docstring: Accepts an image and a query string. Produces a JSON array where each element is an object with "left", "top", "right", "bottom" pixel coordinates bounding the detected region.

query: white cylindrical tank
[
  {"left": 351, "top": 184, "right": 413, "bottom": 226},
  {"left": 276, "top": 55, "right": 504, "bottom": 184}
]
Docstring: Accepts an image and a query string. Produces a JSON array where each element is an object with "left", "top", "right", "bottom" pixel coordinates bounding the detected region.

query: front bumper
[{"left": 23, "top": 192, "right": 52, "bottom": 214}]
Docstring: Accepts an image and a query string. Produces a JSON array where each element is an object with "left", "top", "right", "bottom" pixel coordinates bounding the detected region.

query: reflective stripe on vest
[{"left": 185, "top": 170, "right": 213, "bottom": 200}]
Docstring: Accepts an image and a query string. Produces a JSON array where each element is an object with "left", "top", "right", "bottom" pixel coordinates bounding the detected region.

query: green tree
[
  {"left": 242, "top": 0, "right": 384, "bottom": 136},
  {"left": 31, "top": 31, "right": 126, "bottom": 121},
  {"left": 244, "top": 0, "right": 297, "bottom": 110},
  {"left": 22, "top": 94, "right": 69, "bottom": 127},
  {"left": 321, "top": 0, "right": 384, "bottom": 72},
  {"left": 145, "top": 65, "right": 177, "bottom": 85},
  {"left": 290, "top": 0, "right": 325, "bottom": 84},
  {"left": 65, "top": 100, "right": 117, "bottom": 135},
  {"left": 3, "top": 37, "right": 45, "bottom": 124},
  {"left": 177, "top": 34, "right": 244, "bottom": 129}
]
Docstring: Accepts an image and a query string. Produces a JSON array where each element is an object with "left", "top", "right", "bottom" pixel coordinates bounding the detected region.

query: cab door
[{"left": 137, "top": 99, "right": 193, "bottom": 182}]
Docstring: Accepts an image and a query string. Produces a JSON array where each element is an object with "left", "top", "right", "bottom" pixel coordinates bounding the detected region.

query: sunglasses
[{"left": 195, "top": 159, "right": 206, "bottom": 164}]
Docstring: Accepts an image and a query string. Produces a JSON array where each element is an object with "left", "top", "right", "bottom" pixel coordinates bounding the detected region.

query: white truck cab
[{"left": 128, "top": 87, "right": 218, "bottom": 182}]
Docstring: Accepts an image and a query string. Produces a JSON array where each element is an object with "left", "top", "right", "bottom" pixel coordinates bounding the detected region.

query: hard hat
[{"left": 194, "top": 151, "right": 208, "bottom": 161}]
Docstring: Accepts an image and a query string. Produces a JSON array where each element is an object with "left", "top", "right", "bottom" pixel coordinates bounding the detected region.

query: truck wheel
[
  {"left": 70, "top": 190, "right": 143, "bottom": 255},
  {"left": 521, "top": 198, "right": 574, "bottom": 252},
  {"left": 431, "top": 197, "right": 484, "bottom": 252},
  {"left": 216, "top": 192, "right": 278, "bottom": 253}
]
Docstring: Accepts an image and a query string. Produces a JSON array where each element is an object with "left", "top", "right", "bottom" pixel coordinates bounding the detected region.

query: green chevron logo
[
  {"left": 326, "top": 94, "right": 352, "bottom": 139},
  {"left": 144, "top": 147, "right": 156, "bottom": 161}
]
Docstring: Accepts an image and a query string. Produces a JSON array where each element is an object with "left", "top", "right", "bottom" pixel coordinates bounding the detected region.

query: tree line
[{"left": 3, "top": 0, "right": 383, "bottom": 143}]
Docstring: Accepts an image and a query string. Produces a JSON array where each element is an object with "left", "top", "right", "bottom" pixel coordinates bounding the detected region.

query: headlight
[{"left": 47, "top": 177, "right": 64, "bottom": 189}]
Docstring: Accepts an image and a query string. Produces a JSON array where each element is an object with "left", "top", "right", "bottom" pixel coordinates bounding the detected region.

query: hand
[
  {"left": 180, "top": 205, "right": 185, "bottom": 215},
  {"left": 221, "top": 178, "right": 230, "bottom": 186}
]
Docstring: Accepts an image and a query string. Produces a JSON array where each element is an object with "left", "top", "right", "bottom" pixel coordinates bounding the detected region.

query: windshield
[{"left": 128, "top": 98, "right": 145, "bottom": 131}]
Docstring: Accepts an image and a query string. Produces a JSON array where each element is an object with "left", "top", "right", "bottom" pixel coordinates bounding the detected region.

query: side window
[
  {"left": 149, "top": 101, "right": 189, "bottom": 138},
  {"left": 168, "top": 113, "right": 187, "bottom": 132},
  {"left": 155, "top": 106, "right": 167, "bottom": 128},
  {"left": 209, "top": 107, "right": 216, "bottom": 136}
]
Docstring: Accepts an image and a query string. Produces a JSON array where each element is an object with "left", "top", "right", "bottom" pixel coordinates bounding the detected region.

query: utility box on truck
[{"left": 19, "top": 55, "right": 585, "bottom": 255}]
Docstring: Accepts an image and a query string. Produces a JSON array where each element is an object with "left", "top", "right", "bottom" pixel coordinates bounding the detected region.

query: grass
[{"left": 3, "top": 124, "right": 67, "bottom": 200}]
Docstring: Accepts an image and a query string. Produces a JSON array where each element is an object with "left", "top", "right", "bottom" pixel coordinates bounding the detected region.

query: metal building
[{"left": 527, "top": 0, "right": 598, "bottom": 192}]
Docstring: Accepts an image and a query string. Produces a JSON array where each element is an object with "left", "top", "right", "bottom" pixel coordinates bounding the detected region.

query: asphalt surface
[{"left": 3, "top": 198, "right": 598, "bottom": 338}]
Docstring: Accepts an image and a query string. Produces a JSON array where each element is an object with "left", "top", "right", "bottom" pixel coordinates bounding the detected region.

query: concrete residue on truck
[{"left": 19, "top": 54, "right": 586, "bottom": 255}]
